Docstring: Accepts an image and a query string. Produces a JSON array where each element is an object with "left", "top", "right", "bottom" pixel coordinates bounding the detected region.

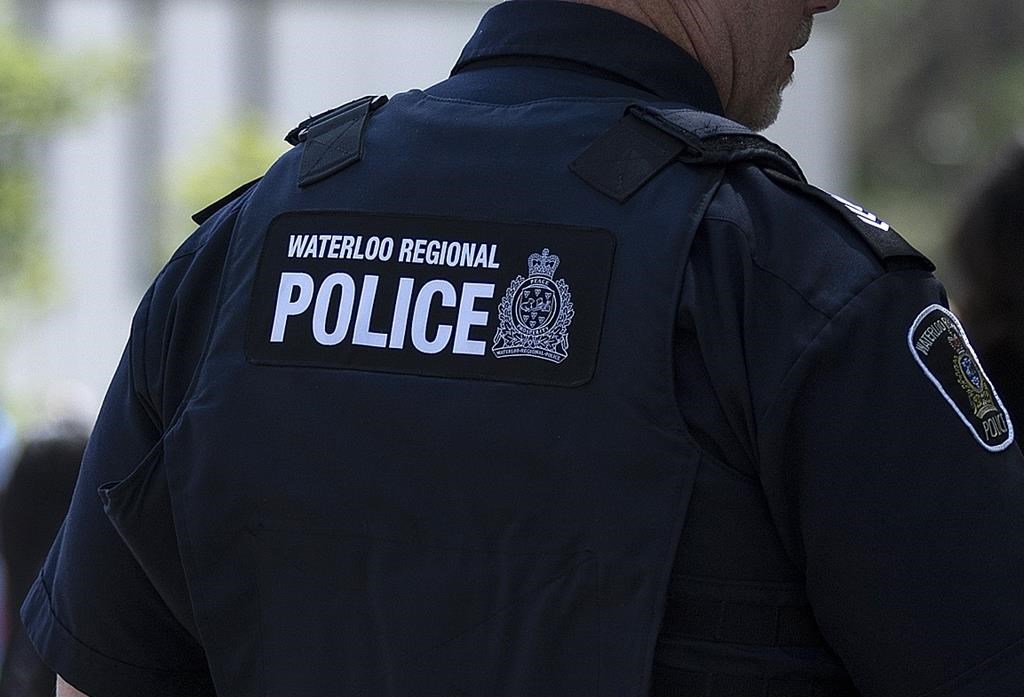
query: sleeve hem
[{"left": 21, "top": 575, "right": 213, "bottom": 697}]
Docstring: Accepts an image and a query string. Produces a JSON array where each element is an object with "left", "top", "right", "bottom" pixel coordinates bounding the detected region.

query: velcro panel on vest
[
  {"left": 295, "top": 96, "right": 382, "bottom": 188},
  {"left": 572, "top": 106, "right": 805, "bottom": 202},
  {"left": 569, "top": 113, "right": 688, "bottom": 203}
]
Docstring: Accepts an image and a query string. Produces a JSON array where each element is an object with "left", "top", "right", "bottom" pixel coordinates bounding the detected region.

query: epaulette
[
  {"left": 571, "top": 104, "right": 933, "bottom": 272},
  {"left": 571, "top": 105, "right": 804, "bottom": 203},
  {"left": 192, "top": 177, "right": 261, "bottom": 226},
  {"left": 285, "top": 95, "right": 389, "bottom": 189},
  {"left": 764, "top": 170, "right": 935, "bottom": 272},
  {"left": 191, "top": 96, "right": 389, "bottom": 225}
]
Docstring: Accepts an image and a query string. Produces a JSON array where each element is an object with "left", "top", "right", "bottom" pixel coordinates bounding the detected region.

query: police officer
[{"left": 25, "top": 1, "right": 1024, "bottom": 696}]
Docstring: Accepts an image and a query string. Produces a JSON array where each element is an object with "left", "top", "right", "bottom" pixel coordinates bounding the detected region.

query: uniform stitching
[
  {"left": 750, "top": 259, "right": 833, "bottom": 320},
  {"left": 304, "top": 116, "right": 360, "bottom": 175},
  {"left": 758, "top": 269, "right": 928, "bottom": 426},
  {"left": 166, "top": 241, "right": 206, "bottom": 266},
  {"left": 907, "top": 304, "right": 1015, "bottom": 452},
  {"left": 670, "top": 575, "right": 806, "bottom": 592},
  {"left": 701, "top": 214, "right": 838, "bottom": 321},
  {"left": 413, "top": 90, "right": 655, "bottom": 110},
  {"left": 129, "top": 286, "right": 161, "bottom": 432},
  {"left": 914, "top": 634, "right": 1024, "bottom": 697},
  {"left": 697, "top": 451, "right": 758, "bottom": 483}
]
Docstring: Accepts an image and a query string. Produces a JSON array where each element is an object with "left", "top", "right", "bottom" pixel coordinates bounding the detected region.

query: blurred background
[{"left": 0, "top": 0, "right": 1022, "bottom": 683}]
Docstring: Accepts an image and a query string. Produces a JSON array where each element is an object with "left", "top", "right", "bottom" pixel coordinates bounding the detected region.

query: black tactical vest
[{"left": 106, "top": 92, "right": 804, "bottom": 696}]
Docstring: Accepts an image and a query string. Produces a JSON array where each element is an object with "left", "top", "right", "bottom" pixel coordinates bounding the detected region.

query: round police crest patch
[
  {"left": 908, "top": 304, "right": 1014, "bottom": 452},
  {"left": 492, "top": 248, "right": 575, "bottom": 364}
]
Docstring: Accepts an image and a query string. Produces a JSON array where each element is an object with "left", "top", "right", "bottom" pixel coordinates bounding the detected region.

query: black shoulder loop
[
  {"left": 288, "top": 95, "right": 388, "bottom": 189},
  {"left": 192, "top": 177, "right": 261, "bottom": 226},
  {"left": 571, "top": 105, "right": 805, "bottom": 203}
]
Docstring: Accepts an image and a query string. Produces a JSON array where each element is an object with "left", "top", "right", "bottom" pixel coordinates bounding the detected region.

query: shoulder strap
[
  {"left": 286, "top": 95, "right": 389, "bottom": 189},
  {"left": 192, "top": 177, "right": 261, "bottom": 226},
  {"left": 571, "top": 105, "right": 933, "bottom": 271},
  {"left": 637, "top": 107, "right": 805, "bottom": 182},
  {"left": 192, "top": 96, "right": 389, "bottom": 224},
  {"left": 571, "top": 105, "right": 804, "bottom": 203}
]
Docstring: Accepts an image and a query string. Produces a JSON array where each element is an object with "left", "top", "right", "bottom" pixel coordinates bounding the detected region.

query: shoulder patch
[
  {"left": 909, "top": 305, "right": 1014, "bottom": 452},
  {"left": 765, "top": 171, "right": 934, "bottom": 272}
]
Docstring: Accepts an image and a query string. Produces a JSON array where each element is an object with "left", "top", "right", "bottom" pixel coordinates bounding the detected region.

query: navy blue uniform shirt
[{"left": 23, "top": 2, "right": 1024, "bottom": 696}]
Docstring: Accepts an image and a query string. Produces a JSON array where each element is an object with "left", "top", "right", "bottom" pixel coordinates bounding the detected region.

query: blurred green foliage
[
  {"left": 844, "top": 0, "right": 1024, "bottom": 269},
  {"left": 160, "top": 117, "right": 285, "bottom": 264},
  {"left": 0, "top": 26, "right": 140, "bottom": 300}
]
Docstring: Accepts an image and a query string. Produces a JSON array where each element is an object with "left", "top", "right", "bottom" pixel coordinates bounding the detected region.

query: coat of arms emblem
[
  {"left": 949, "top": 332, "right": 998, "bottom": 419},
  {"left": 492, "top": 248, "right": 574, "bottom": 364}
]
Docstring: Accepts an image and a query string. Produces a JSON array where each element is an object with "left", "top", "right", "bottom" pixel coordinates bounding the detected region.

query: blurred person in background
[
  {"left": 0, "top": 422, "right": 86, "bottom": 697},
  {"left": 0, "top": 407, "right": 15, "bottom": 634},
  {"left": 20, "top": 1, "right": 1024, "bottom": 696},
  {"left": 0, "top": 409, "right": 15, "bottom": 488},
  {"left": 949, "top": 134, "right": 1024, "bottom": 423},
  {"left": 0, "top": 405, "right": 15, "bottom": 658}
]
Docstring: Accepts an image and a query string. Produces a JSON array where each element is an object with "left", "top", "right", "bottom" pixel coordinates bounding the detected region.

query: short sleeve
[
  {"left": 757, "top": 269, "right": 1024, "bottom": 696},
  {"left": 19, "top": 239, "right": 231, "bottom": 696},
  {"left": 20, "top": 191, "right": 248, "bottom": 697},
  {"left": 20, "top": 339, "right": 216, "bottom": 697}
]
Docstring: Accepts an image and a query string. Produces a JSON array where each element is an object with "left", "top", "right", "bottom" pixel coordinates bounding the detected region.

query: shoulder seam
[
  {"left": 137, "top": 240, "right": 211, "bottom": 428},
  {"left": 129, "top": 286, "right": 161, "bottom": 432},
  {"left": 165, "top": 244, "right": 204, "bottom": 268},
  {"left": 751, "top": 258, "right": 833, "bottom": 322},
  {"left": 701, "top": 214, "right": 836, "bottom": 321},
  {"left": 417, "top": 91, "right": 647, "bottom": 109},
  {"left": 758, "top": 268, "right": 930, "bottom": 426},
  {"left": 915, "top": 633, "right": 1024, "bottom": 697}
]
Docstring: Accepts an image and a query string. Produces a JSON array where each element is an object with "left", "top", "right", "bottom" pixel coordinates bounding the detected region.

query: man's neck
[{"left": 565, "top": 0, "right": 734, "bottom": 117}]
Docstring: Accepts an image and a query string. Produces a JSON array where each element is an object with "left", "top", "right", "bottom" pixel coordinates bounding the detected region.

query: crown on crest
[{"left": 528, "top": 249, "right": 560, "bottom": 278}]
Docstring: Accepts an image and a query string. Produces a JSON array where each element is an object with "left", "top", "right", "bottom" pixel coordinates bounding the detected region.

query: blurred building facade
[{"left": 4, "top": 0, "right": 849, "bottom": 424}]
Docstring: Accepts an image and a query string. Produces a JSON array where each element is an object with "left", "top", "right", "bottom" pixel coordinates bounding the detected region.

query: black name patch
[
  {"left": 245, "top": 212, "right": 615, "bottom": 387},
  {"left": 909, "top": 305, "right": 1014, "bottom": 452}
]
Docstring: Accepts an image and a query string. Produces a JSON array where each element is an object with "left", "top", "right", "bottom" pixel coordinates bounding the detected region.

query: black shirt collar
[{"left": 452, "top": 0, "right": 723, "bottom": 113}]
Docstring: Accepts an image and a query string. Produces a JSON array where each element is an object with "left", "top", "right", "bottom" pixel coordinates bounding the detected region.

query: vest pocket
[
  {"left": 252, "top": 523, "right": 600, "bottom": 697},
  {"left": 98, "top": 443, "right": 164, "bottom": 527},
  {"left": 97, "top": 442, "right": 206, "bottom": 643}
]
